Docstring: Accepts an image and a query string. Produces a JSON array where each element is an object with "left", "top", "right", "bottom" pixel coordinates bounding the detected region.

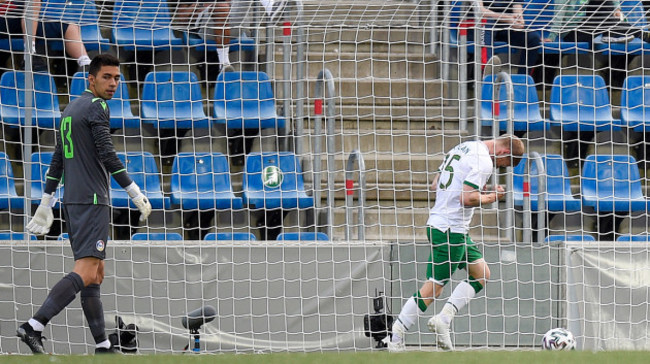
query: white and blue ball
[{"left": 542, "top": 328, "right": 576, "bottom": 350}]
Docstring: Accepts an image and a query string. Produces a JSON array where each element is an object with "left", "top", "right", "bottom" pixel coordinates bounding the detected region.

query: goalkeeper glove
[
  {"left": 125, "top": 182, "right": 152, "bottom": 222},
  {"left": 26, "top": 193, "right": 56, "bottom": 235}
]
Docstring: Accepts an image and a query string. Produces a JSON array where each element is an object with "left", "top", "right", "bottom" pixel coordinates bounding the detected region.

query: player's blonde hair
[{"left": 496, "top": 134, "right": 525, "bottom": 166}]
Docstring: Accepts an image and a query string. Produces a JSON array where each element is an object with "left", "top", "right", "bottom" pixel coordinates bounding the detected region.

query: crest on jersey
[
  {"left": 96, "top": 240, "right": 105, "bottom": 252},
  {"left": 262, "top": 166, "right": 283, "bottom": 188}
]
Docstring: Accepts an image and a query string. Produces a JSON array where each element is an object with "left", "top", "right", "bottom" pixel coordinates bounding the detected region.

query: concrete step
[
  {"left": 329, "top": 207, "right": 502, "bottom": 242},
  {"left": 302, "top": 105, "right": 472, "bottom": 124},
  {"left": 269, "top": 51, "right": 439, "bottom": 80},
  {"left": 278, "top": 78, "right": 446, "bottom": 107},
  {"left": 300, "top": 0, "right": 425, "bottom": 27},
  {"left": 302, "top": 128, "right": 469, "bottom": 154},
  {"left": 284, "top": 27, "right": 433, "bottom": 54}
]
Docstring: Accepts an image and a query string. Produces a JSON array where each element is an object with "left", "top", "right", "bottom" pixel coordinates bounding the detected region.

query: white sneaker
[
  {"left": 427, "top": 315, "right": 454, "bottom": 351},
  {"left": 268, "top": 0, "right": 288, "bottom": 25},
  {"left": 386, "top": 321, "right": 406, "bottom": 353}
]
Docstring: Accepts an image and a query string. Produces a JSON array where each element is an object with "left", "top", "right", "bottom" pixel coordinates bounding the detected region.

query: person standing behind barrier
[
  {"left": 477, "top": 0, "right": 542, "bottom": 75},
  {"left": 0, "top": 0, "right": 91, "bottom": 71},
  {"left": 386, "top": 134, "right": 525, "bottom": 352},
  {"left": 173, "top": 0, "right": 287, "bottom": 73},
  {"left": 16, "top": 54, "right": 152, "bottom": 355}
]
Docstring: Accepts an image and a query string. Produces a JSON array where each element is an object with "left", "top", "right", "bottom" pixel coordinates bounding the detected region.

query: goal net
[{"left": 0, "top": 0, "right": 649, "bottom": 354}]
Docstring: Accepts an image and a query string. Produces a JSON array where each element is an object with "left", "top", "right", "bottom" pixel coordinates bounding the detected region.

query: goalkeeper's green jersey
[{"left": 46, "top": 90, "right": 131, "bottom": 205}]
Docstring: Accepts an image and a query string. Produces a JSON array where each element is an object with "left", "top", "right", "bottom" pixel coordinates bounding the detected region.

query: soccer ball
[{"left": 542, "top": 328, "right": 576, "bottom": 350}]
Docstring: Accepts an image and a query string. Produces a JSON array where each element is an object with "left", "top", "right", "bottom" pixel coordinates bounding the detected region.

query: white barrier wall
[
  {"left": 566, "top": 241, "right": 650, "bottom": 350},
  {"left": 0, "top": 241, "right": 389, "bottom": 354}
]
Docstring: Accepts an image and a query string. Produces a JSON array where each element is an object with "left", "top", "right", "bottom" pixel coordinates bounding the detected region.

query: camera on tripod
[{"left": 363, "top": 289, "right": 394, "bottom": 348}]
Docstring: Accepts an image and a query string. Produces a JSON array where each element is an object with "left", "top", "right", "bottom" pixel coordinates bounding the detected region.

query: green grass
[{"left": 1, "top": 351, "right": 649, "bottom": 364}]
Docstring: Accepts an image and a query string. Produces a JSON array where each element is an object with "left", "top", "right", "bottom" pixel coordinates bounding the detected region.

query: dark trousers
[{"left": 494, "top": 29, "right": 542, "bottom": 75}]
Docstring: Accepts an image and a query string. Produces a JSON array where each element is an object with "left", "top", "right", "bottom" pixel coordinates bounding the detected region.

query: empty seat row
[
  {"left": 0, "top": 70, "right": 283, "bottom": 131},
  {"left": 514, "top": 153, "right": 650, "bottom": 214},
  {"left": 0, "top": 151, "right": 314, "bottom": 212},
  {"left": 1, "top": 0, "right": 256, "bottom": 54},
  {"left": 482, "top": 74, "right": 650, "bottom": 133},
  {"left": 0, "top": 231, "right": 329, "bottom": 241},
  {"left": 544, "top": 234, "right": 650, "bottom": 242}
]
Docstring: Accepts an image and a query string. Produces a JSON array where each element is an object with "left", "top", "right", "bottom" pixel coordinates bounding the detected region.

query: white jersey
[{"left": 427, "top": 141, "right": 494, "bottom": 234}]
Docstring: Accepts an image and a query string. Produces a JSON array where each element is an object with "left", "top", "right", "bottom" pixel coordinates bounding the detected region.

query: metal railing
[
  {"left": 313, "top": 68, "right": 336, "bottom": 239},
  {"left": 487, "top": 71, "right": 516, "bottom": 241},
  {"left": 344, "top": 150, "right": 366, "bottom": 241},
  {"left": 522, "top": 152, "right": 547, "bottom": 244}
]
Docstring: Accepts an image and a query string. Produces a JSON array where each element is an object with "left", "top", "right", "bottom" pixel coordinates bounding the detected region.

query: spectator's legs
[
  {"left": 63, "top": 24, "right": 90, "bottom": 67},
  {"left": 501, "top": 29, "right": 541, "bottom": 75},
  {"left": 206, "top": 3, "right": 231, "bottom": 69}
]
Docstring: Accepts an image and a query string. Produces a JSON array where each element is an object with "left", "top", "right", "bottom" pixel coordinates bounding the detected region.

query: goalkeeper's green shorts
[{"left": 426, "top": 227, "right": 483, "bottom": 285}]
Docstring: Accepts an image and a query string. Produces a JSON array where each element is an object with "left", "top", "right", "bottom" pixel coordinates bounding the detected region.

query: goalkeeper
[
  {"left": 16, "top": 54, "right": 152, "bottom": 354},
  {"left": 387, "top": 135, "right": 524, "bottom": 352}
]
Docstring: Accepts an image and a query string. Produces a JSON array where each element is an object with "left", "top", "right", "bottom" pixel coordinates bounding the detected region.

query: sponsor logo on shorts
[{"left": 96, "top": 240, "right": 105, "bottom": 252}]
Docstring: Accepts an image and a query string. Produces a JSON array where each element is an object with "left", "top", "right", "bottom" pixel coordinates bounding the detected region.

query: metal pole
[
  {"left": 282, "top": 21, "right": 291, "bottom": 151},
  {"left": 24, "top": 0, "right": 37, "bottom": 227},
  {"left": 294, "top": 18, "right": 306, "bottom": 158},
  {"left": 522, "top": 160, "right": 532, "bottom": 244},
  {"left": 530, "top": 152, "right": 547, "bottom": 244},
  {"left": 458, "top": 1, "right": 468, "bottom": 132},
  {"left": 441, "top": 0, "right": 451, "bottom": 81},
  {"left": 429, "top": 0, "right": 438, "bottom": 56},
  {"left": 473, "top": 1, "right": 482, "bottom": 140},
  {"left": 345, "top": 150, "right": 366, "bottom": 241},
  {"left": 522, "top": 152, "right": 547, "bottom": 244},
  {"left": 491, "top": 71, "right": 514, "bottom": 241},
  {"left": 314, "top": 69, "right": 335, "bottom": 237}
]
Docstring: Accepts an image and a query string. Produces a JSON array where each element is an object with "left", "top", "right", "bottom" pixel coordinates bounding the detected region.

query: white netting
[{"left": 0, "top": 0, "right": 649, "bottom": 354}]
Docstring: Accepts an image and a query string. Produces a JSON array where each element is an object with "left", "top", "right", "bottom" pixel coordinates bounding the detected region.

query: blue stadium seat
[
  {"left": 523, "top": 0, "right": 590, "bottom": 54},
  {"left": 141, "top": 71, "right": 209, "bottom": 129},
  {"left": 513, "top": 154, "right": 581, "bottom": 212},
  {"left": 620, "top": 75, "right": 650, "bottom": 131},
  {"left": 0, "top": 39, "right": 24, "bottom": 52},
  {"left": 242, "top": 152, "right": 313, "bottom": 209},
  {"left": 0, "top": 233, "right": 37, "bottom": 240},
  {"left": 111, "top": 0, "right": 183, "bottom": 51},
  {"left": 212, "top": 71, "right": 286, "bottom": 130},
  {"left": 0, "top": 152, "right": 24, "bottom": 210},
  {"left": 41, "top": 0, "right": 110, "bottom": 51},
  {"left": 0, "top": 71, "right": 61, "bottom": 128},
  {"left": 592, "top": 0, "right": 650, "bottom": 55},
  {"left": 183, "top": 33, "right": 256, "bottom": 53},
  {"left": 481, "top": 74, "right": 547, "bottom": 132},
  {"left": 544, "top": 235, "right": 596, "bottom": 242},
  {"left": 276, "top": 232, "right": 329, "bottom": 241},
  {"left": 581, "top": 154, "right": 650, "bottom": 212},
  {"left": 171, "top": 152, "right": 243, "bottom": 210},
  {"left": 549, "top": 75, "right": 621, "bottom": 132},
  {"left": 204, "top": 232, "right": 257, "bottom": 241},
  {"left": 131, "top": 232, "right": 183, "bottom": 241},
  {"left": 30, "top": 152, "right": 63, "bottom": 206},
  {"left": 111, "top": 152, "right": 170, "bottom": 209},
  {"left": 70, "top": 72, "right": 139, "bottom": 129},
  {"left": 616, "top": 234, "right": 650, "bottom": 242}
]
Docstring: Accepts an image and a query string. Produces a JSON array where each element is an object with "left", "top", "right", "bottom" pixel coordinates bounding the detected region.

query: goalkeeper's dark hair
[{"left": 88, "top": 54, "right": 120, "bottom": 76}]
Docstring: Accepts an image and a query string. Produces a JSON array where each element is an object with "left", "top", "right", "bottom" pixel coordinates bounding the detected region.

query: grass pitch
[{"left": 1, "top": 351, "right": 648, "bottom": 364}]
